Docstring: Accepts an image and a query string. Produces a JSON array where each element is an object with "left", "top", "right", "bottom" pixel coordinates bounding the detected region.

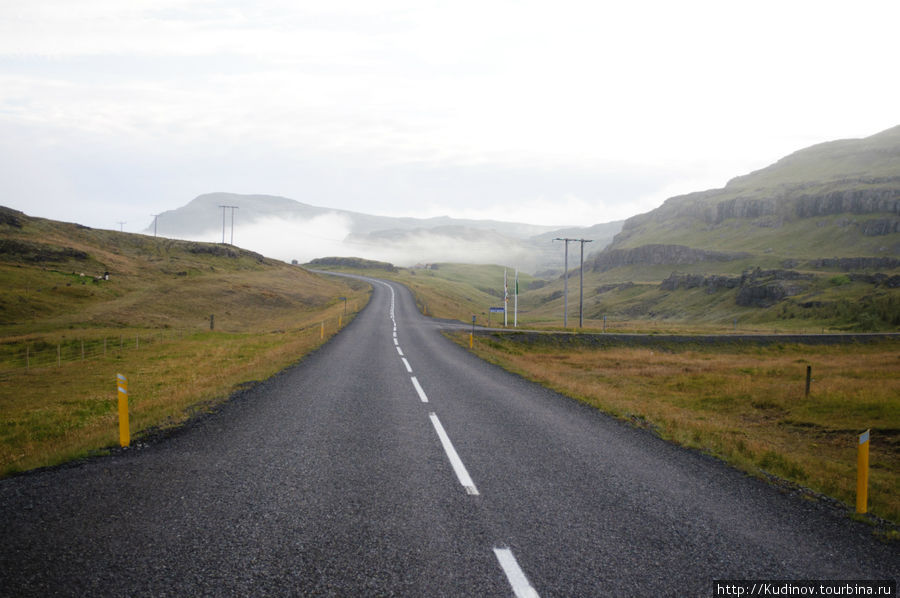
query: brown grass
[
  {"left": 0, "top": 298, "right": 363, "bottom": 477},
  {"left": 461, "top": 335, "right": 900, "bottom": 525}
]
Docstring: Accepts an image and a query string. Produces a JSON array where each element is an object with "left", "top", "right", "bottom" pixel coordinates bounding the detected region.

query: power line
[{"left": 553, "top": 238, "right": 593, "bottom": 328}]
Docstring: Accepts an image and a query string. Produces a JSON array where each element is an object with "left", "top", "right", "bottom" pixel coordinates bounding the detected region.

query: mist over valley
[{"left": 146, "top": 192, "right": 623, "bottom": 274}]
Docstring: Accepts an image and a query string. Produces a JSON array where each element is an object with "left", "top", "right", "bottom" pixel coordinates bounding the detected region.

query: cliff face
[
  {"left": 590, "top": 244, "right": 749, "bottom": 271},
  {"left": 602, "top": 125, "right": 900, "bottom": 261},
  {"left": 793, "top": 182, "right": 900, "bottom": 218},
  {"left": 619, "top": 179, "right": 900, "bottom": 231}
]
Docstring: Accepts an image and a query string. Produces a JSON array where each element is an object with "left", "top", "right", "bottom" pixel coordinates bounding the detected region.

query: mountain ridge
[
  {"left": 147, "top": 192, "right": 623, "bottom": 273},
  {"left": 602, "top": 125, "right": 900, "bottom": 262}
]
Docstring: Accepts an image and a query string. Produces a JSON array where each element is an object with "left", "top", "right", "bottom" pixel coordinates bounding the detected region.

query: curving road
[{"left": 1, "top": 277, "right": 896, "bottom": 596}]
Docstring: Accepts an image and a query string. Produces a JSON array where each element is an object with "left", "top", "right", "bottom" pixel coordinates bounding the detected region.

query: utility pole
[
  {"left": 151, "top": 214, "right": 159, "bottom": 237},
  {"left": 579, "top": 238, "right": 592, "bottom": 328},
  {"left": 117, "top": 221, "right": 126, "bottom": 232},
  {"left": 218, "top": 205, "right": 239, "bottom": 244},
  {"left": 554, "top": 238, "right": 571, "bottom": 328},
  {"left": 554, "top": 237, "right": 593, "bottom": 328}
]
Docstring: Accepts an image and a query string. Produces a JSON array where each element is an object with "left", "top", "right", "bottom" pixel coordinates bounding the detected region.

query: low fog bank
[{"left": 181, "top": 212, "right": 548, "bottom": 272}]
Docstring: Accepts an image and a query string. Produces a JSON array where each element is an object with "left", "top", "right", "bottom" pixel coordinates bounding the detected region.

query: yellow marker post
[
  {"left": 339, "top": 314, "right": 342, "bottom": 328},
  {"left": 856, "top": 429, "right": 870, "bottom": 513},
  {"left": 116, "top": 373, "right": 130, "bottom": 447},
  {"left": 320, "top": 321, "right": 325, "bottom": 340}
]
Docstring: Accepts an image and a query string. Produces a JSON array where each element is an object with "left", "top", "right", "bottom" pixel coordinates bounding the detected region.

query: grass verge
[
  {"left": 0, "top": 299, "right": 367, "bottom": 477},
  {"left": 456, "top": 333, "right": 900, "bottom": 526}
]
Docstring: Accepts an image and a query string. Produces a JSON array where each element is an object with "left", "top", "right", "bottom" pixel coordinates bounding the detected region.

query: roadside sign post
[
  {"left": 117, "top": 373, "right": 130, "bottom": 448},
  {"left": 856, "top": 429, "right": 870, "bottom": 514}
]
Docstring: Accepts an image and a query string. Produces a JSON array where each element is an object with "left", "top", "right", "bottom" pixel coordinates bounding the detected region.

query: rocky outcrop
[
  {"left": 794, "top": 184, "right": 900, "bottom": 217},
  {"left": 660, "top": 268, "right": 814, "bottom": 307},
  {"left": 659, "top": 273, "right": 740, "bottom": 292},
  {"left": 807, "top": 257, "right": 900, "bottom": 270},
  {"left": 590, "top": 244, "right": 749, "bottom": 271},
  {"left": 862, "top": 218, "right": 900, "bottom": 236},
  {"left": 848, "top": 273, "right": 900, "bottom": 288},
  {"left": 713, "top": 197, "right": 778, "bottom": 223}
]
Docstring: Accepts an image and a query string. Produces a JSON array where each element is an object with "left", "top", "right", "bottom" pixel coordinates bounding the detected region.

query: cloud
[
  {"left": 230, "top": 213, "right": 539, "bottom": 270},
  {"left": 343, "top": 229, "right": 538, "bottom": 270},
  {"left": 227, "top": 212, "right": 353, "bottom": 264},
  {"left": 1, "top": 0, "right": 898, "bottom": 236}
]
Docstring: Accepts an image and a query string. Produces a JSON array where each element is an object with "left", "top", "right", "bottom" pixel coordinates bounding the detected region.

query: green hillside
[
  {"left": 538, "top": 126, "right": 900, "bottom": 332},
  {"left": 610, "top": 125, "right": 899, "bottom": 257},
  {"left": 0, "top": 206, "right": 368, "bottom": 476}
]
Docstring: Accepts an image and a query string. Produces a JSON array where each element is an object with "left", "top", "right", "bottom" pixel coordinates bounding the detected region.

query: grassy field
[
  {"left": 456, "top": 332, "right": 900, "bottom": 526},
  {"left": 311, "top": 257, "right": 900, "bottom": 335},
  {"left": 0, "top": 208, "right": 370, "bottom": 476},
  {"left": 0, "top": 317, "right": 361, "bottom": 476}
]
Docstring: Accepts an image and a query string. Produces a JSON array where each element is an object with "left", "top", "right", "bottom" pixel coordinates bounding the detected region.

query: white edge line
[
  {"left": 393, "top": 338, "right": 399, "bottom": 345},
  {"left": 493, "top": 547, "right": 540, "bottom": 598},
  {"left": 428, "top": 412, "right": 479, "bottom": 495},
  {"left": 401, "top": 357, "right": 412, "bottom": 373},
  {"left": 410, "top": 376, "right": 428, "bottom": 403},
  {"left": 396, "top": 346, "right": 404, "bottom": 356}
]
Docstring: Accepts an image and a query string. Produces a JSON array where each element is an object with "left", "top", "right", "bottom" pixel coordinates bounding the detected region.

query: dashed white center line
[
  {"left": 385, "top": 279, "right": 537, "bottom": 595},
  {"left": 410, "top": 376, "right": 428, "bottom": 403},
  {"left": 493, "top": 547, "right": 540, "bottom": 598},
  {"left": 428, "top": 412, "right": 479, "bottom": 496}
]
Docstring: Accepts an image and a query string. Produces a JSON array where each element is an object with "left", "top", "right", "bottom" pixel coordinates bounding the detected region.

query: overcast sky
[{"left": 1, "top": 0, "right": 898, "bottom": 233}]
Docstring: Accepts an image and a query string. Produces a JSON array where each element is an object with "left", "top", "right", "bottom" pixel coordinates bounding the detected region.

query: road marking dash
[
  {"left": 493, "top": 547, "right": 540, "bottom": 598},
  {"left": 401, "top": 357, "right": 412, "bottom": 373},
  {"left": 428, "top": 412, "right": 478, "bottom": 495},
  {"left": 393, "top": 337, "right": 399, "bottom": 346},
  {"left": 410, "top": 376, "right": 428, "bottom": 402},
  {"left": 396, "top": 346, "right": 404, "bottom": 356}
]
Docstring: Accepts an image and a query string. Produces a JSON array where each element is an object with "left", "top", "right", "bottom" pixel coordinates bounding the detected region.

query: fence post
[
  {"left": 57, "top": 344, "right": 61, "bottom": 367},
  {"left": 25, "top": 345, "right": 29, "bottom": 370},
  {"left": 805, "top": 365, "right": 812, "bottom": 397}
]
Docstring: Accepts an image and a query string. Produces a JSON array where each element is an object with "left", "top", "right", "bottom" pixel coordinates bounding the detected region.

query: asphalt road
[{"left": 1, "top": 277, "right": 896, "bottom": 597}]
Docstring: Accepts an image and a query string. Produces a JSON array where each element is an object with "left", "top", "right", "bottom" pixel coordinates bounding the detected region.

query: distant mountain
[
  {"left": 591, "top": 124, "right": 900, "bottom": 270},
  {"left": 148, "top": 192, "right": 623, "bottom": 274}
]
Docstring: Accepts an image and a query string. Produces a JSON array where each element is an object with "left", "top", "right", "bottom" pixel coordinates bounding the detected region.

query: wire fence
[
  {"left": 0, "top": 331, "right": 182, "bottom": 376},
  {"left": 0, "top": 313, "right": 352, "bottom": 378}
]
